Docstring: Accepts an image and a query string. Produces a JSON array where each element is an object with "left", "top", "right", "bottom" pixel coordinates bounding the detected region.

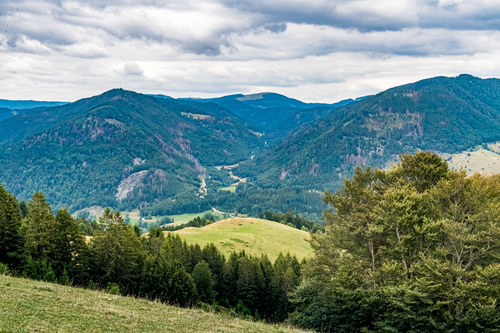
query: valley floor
[{"left": 0, "top": 274, "right": 308, "bottom": 333}]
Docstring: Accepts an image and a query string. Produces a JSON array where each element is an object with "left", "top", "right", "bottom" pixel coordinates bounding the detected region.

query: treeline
[
  {"left": 162, "top": 216, "right": 216, "bottom": 232},
  {"left": 258, "top": 211, "right": 324, "bottom": 233},
  {"left": 141, "top": 186, "right": 326, "bottom": 222},
  {"left": 0, "top": 188, "right": 302, "bottom": 322}
]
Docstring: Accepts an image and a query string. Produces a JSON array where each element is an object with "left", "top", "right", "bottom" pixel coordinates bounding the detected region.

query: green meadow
[
  {"left": 173, "top": 217, "right": 313, "bottom": 261},
  {"left": 0, "top": 274, "right": 308, "bottom": 333}
]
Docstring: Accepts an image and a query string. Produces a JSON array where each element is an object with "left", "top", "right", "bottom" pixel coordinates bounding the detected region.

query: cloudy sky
[{"left": 1, "top": 0, "right": 499, "bottom": 102}]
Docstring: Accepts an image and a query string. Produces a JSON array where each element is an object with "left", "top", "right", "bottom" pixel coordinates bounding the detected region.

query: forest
[{"left": 1, "top": 152, "right": 500, "bottom": 331}]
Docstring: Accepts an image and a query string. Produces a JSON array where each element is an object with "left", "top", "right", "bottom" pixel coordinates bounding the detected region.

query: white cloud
[
  {"left": 123, "top": 62, "right": 144, "bottom": 76},
  {"left": 0, "top": 0, "right": 499, "bottom": 102}
]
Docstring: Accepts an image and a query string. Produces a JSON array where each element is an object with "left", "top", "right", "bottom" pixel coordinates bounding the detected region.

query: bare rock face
[{"left": 115, "top": 170, "right": 148, "bottom": 201}]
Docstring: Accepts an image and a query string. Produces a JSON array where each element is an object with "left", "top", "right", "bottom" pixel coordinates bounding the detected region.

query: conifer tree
[
  {"left": 23, "top": 192, "right": 59, "bottom": 277},
  {"left": 54, "top": 209, "right": 89, "bottom": 283},
  {"left": 89, "top": 213, "right": 145, "bottom": 293},
  {"left": 192, "top": 260, "right": 216, "bottom": 303},
  {"left": 0, "top": 185, "right": 23, "bottom": 269}
]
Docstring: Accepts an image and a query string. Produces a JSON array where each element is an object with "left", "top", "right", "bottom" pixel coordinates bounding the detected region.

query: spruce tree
[
  {"left": 55, "top": 209, "right": 89, "bottom": 283},
  {"left": 89, "top": 215, "right": 145, "bottom": 294},
  {"left": 0, "top": 185, "right": 23, "bottom": 269},
  {"left": 23, "top": 192, "right": 59, "bottom": 278},
  {"left": 191, "top": 260, "right": 216, "bottom": 303}
]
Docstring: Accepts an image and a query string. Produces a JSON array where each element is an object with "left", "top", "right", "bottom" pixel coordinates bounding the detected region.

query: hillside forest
[{"left": 2, "top": 152, "right": 500, "bottom": 331}]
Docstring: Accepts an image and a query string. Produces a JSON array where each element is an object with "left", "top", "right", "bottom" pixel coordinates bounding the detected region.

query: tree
[
  {"left": 54, "top": 209, "right": 89, "bottom": 283},
  {"left": 89, "top": 217, "right": 145, "bottom": 294},
  {"left": 191, "top": 260, "right": 216, "bottom": 303},
  {"left": 292, "top": 153, "right": 500, "bottom": 332},
  {"left": 140, "top": 233, "right": 197, "bottom": 306},
  {"left": 23, "top": 192, "right": 60, "bottom": 279},
  {"left": 0, "top": 185, "right": 23, "bottom": 269}
]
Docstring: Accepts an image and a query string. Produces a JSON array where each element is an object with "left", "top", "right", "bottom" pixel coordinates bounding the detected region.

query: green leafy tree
[{"left": 292, "top": 153, "right": 500, "bottom": 332}]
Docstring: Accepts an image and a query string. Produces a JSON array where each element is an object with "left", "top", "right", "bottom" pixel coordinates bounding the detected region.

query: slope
[
  {"left": 0, "top": 89, "right": 263, "bottom": 211},
  {"left": 237, "top": 74, "right": 500, "bottom": 190},
  {"left": 173, "top": 217, "right": 312, "bottom": 261},
  {"left": 0, "top": 274, "right": 304, "bottom": 333}
]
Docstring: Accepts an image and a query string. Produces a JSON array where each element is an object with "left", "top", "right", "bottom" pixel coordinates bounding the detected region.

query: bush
[
  {"left": 106, "top": 282, "right": 121, "bottom": 295},
  {"left": 0, "top": 262, "right": 10, "bottom": 275}
]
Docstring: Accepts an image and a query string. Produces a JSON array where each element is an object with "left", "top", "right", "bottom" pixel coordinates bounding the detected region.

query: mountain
[
  {"left": 0, "top": 98, "right": 67, "bottom": 110},
  {"left": 236, "top": 74, "right": 500, "bottom": 191},
  {"left": 191, "top": 93, "right": 353, "bottom": 140},
  {"left": 0, "top": 89, "right": 263, "bottom": 211}
]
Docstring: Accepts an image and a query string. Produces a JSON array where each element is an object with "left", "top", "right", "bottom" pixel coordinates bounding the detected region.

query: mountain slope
[
  {"left": 0, "top": 89, "right": 263, "bottom": 211},
  {"left": 237, "top": 74, "right": 500, "bottom": 190}
]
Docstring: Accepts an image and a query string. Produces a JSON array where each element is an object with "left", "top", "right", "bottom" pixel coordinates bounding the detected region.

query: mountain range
[{"left": 1, "top": 74, "right": 500, "bottom": 217}]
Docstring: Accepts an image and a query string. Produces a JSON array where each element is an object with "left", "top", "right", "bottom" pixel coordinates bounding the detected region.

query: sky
[{"left": 1, "top": 0, "right": 500, "bottom": 103}]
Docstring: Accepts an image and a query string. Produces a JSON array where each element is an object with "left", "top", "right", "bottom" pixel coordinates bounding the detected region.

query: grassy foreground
[
  {"left": 173, "top": 217, "right": 313, "bottom": 261},
  {"left": 0, "top": 274, "right": 308, "bottom": 333}
]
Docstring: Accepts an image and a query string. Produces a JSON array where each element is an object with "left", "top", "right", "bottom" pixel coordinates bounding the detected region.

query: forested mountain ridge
[
  {"left": 193, "top": 92, "right": 355, "bottom": 140},
  {"left": 236, "top": 74, "right": 500, "bottom": 191},
  {"left": 0, "top": 89, "right": 263, "bottom": 211},
  {"left": 0, "top": 98, "right": 66, "bottom": 110}
]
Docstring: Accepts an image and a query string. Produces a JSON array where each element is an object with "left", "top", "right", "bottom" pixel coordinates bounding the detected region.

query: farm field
[
  {"left": 172, "top": 217, "right": 313, "bottom": 261},
  {"left": 0, "top": 274, "right": 307, "bottom": 333}
]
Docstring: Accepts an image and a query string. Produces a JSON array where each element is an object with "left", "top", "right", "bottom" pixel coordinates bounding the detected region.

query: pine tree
[
  {"left": 192, "top": 260, "right": 216, "bottom": 303},
  {"left": 54, "top": 209, "right": 89, "bottom": 283},
  {"left": 23, "top": 192, "right": 59, "bottom": 278},
  {"left": 0, "top": 185, "right": 23, "bottom": 269},
  {"left": 89, "top": 218, "right": 145, "bottom": 294}
]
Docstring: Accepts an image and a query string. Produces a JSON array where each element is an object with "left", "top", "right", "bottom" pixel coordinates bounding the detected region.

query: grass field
[
  {"left": 172, "top": 217, "right": 313, "bottom": 261},
  {"left": 443, "top": 148, "right": 500, "bottom": 175},
  {"left": 218, "top": 185, "right": 236, "bottom": 193},
  {"left": 0, "top": 274, "right": 307, "bottom": 333}
]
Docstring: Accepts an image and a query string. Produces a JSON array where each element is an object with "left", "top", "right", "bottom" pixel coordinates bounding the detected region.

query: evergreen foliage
[
  {"left": 0, "top": 185, "right": 23, "bottom": 269},
  {"left": 192, "top": 260, "right": 216, "bottom": 303}
]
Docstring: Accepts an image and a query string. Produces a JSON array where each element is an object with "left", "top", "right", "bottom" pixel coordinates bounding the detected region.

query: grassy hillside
[
  {"left": 0, "top": 274, "right": 307, "bottom": 333},
  {"left": 173, "top": 217, "right": 312, "bottom": 261},
  {"left": 443, "top": 147, "right": 500, "bottom": 175}
]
